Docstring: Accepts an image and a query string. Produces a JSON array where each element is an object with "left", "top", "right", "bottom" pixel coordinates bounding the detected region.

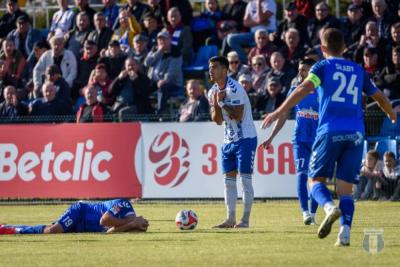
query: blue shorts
[
  {"left": 56, "top": 201, "right": 86, "bottom": 233},
  {"left": 293, "top": 142, "right": 313, "bottom": 175},
  {"left": 309, "top": 132, "right": 364, "bottom": 184},
  {"left": 222, "top": 137, "right": 257, "bottom": 174}
]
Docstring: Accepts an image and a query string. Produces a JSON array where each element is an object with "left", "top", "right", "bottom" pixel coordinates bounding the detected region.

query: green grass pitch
[{"left": 0, "top": 201, "right": 399, "bottom": 267}]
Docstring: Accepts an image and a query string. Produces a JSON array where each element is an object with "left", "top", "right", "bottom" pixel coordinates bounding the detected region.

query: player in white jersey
[{"left": 208, "top": 56, "right": 257, "bottom": 228}]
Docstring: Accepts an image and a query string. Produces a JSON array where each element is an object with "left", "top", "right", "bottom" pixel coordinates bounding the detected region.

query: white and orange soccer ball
[{"left": 175, "top": 209, "right": 198, "bottom": 230}]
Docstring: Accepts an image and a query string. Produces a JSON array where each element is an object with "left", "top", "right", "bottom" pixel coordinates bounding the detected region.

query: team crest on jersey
[{"left": 363, "top": 229, "right": 384, "bottom": 254}]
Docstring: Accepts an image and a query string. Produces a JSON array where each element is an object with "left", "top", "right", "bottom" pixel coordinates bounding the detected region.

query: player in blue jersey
[
  {"left": 208, "top": 56, "right": 257, "bottom": 228},
  {"left": 260, "top": 59, "right": 319, "bottom": 226},
  {"left": 0, "top": 199, "right": 149, "bottom": 234},
  {"left": 262, "top": 28, "right": 396, "bottom": 246}
]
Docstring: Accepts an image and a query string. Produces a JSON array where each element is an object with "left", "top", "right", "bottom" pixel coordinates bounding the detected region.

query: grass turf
[{"left": 0, "top": 201, "right": 399, "bottom": 267}]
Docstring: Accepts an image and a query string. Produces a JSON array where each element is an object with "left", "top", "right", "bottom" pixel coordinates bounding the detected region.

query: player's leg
[
  {"left": 213, "top": 143, "right": 238, "bottom": 228},
  {"left": 293, "top": 142, "right": 313, "bottom": 225},
  {"left": 0, "top": 224, "right": 47, "bottom": 234},
  {"left": 53, "top": 201, "right": 84, "bottom": 233},
  {"left": 334, "top": 138, "right": 364, "bottom": 246},
  {"left": 309, "top": 133, "right": 341, "bottom": 238},
  {"left": 303, "top": 143, "right": 318, "bottom": 224},
  {"left": 236, "top": 137, "right": 257, "bottom": 228}
]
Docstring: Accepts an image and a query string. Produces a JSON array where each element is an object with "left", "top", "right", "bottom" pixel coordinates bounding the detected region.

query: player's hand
[
  {"left": 216, "top": 90, "right": 226, "bottom": 102},
  {"left": 260, "top": 137, "right": 273, "bottom": 150},
  {"left": 388, "top": 111, "right": 397, "bottom": 124},
  {"left": 260, "top": 112, "right": 278, "bottom": 129},
  {"left": 130, "top": 216, "right": 149, "bottom": 232}
]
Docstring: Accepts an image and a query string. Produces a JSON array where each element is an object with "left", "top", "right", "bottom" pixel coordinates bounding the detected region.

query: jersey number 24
[{"left": 332, "top": 72, "right": 359, "bottom": 105}]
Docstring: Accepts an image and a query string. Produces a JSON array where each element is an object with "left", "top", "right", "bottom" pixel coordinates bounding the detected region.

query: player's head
[
  {"left": 298, "top": 58, "right": 316, "bottom": 80},
  {"left": 320, "top": 28, "right": 345, "bottom": 57},
  {"left": 209, "top": 56, "right": 229, "bottom": 83}
]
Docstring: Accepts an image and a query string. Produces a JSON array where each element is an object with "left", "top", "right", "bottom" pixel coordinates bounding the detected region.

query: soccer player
[
  {"left": 0, "top": 199, "right": 149, "bottom": 234},
  {"left": 208, "top": 56, "right": 257, "bottom": 228},
  {"left": 262, "top": 28, "right": 396, "bottom": 246},
  {"left": 260, "top": 58, "right": 319, "bottom": 225}
]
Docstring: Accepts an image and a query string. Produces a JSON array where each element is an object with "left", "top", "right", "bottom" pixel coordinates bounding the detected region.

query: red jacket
[{"left": 76, "top": 102, "right": 105, "bottom": 123}]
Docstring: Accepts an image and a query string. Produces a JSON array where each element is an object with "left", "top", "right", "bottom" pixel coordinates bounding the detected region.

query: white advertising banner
[{"left": 140, "top": 121, "right": 297, "bottom": 198}]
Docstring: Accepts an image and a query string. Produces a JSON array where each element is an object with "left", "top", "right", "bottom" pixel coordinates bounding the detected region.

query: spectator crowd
[{"left": 0, "top": 0, "right": 400, "bottom": 124}]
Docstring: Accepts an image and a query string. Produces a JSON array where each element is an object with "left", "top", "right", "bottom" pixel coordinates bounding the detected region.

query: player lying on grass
[{"left": 0, "top": 199, "right": 149, "bottom": 234}]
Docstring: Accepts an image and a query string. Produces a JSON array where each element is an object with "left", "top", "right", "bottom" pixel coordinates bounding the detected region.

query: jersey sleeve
[
  {"left": 305, "top": 61, "right": 324, "bottom": 88},
  {"left": 107, "top": 199, "right": 135, "bottom": 218},
  {"left": 228, "top": 86, "right": 246, "bottom": 106},
  {"left": 362, "top": 71, "right": 379, "bottom": 96}
]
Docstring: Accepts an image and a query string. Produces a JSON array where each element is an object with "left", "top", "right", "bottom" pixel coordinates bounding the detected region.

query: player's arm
[
  {"left": 262, "top": 80, "right": 314, "bottom": 128},
  {"left": 99, "top": 212, "right": 135, "bottom": 227},
  {"left": 221, "top": 104, "right": 244, "bottom": 121},
  {"left": 370, "top": 90, "right": 397, "bottom": 123},
  {"left": 210, "top": 90, "right": 224, "bottom": 125},
  {"left": 260, "top": 110, "right": 289, "bottom": 149},
  {"left": 106, "top": 216, "right": 149, "bottom": 233}
]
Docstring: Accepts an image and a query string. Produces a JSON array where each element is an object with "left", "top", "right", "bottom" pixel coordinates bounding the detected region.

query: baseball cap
[
  {"left": 157, "top": 31, "right": 170, "bottom": 39},
  {"left": 348, "top": 4, "right": 362, "bottom": 11},
  {"left": 285, "top": 2, "right": 297, "bottom": 10},
  {"left": 134, "top": 34, "right": 148, "bottom": 43},
  {"left": 238, "top": 74, "right": 251, "bottom": 83},
  {"left": 268, "top": 76, "right": 281, "bottom": 86}
]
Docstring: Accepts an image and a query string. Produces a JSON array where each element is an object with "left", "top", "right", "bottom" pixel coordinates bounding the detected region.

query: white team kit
[{"left": 208, "top": 78, "right": 257, "bottom": 144}]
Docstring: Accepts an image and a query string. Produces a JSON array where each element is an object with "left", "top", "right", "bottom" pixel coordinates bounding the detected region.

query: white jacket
[{"left": 33, "top": 49, "right": 77, "bottom": 88}]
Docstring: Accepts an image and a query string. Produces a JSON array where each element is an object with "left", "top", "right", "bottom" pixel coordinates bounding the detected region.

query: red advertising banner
[{"left": 0, "top": 123, "right": 142, "bottom": 198}]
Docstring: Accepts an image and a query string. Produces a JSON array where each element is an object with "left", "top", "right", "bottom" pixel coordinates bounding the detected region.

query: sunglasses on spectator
[{"left": 229, "top": 61, "right": 239, "bottom": 64}]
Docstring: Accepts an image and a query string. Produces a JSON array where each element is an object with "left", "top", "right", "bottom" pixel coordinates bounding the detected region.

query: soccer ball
[{"left": 175, "top": 209, "right": 198, "bottom": 230}]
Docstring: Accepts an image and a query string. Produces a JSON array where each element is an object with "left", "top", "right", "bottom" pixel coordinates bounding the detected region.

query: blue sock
[
  {"left": 339, "top": 196, "right": 354, "bottom": 228},
  {"left": 310, "top": 194, "right": 319, "bottom": 214},
  {"left": 14, "top": 225, "right": 46, "bottom": 234},
  {"left": 310, "top": 182, "right": 333, "bottom": 207},
  {"left": 297, "top": 172, "right": 309, "bottom": 212}
]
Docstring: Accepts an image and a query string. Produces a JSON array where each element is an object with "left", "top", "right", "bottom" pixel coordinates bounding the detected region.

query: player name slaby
[
  {"left": 0, "top": 140, "right": 113, "bottom": 182},
  {"left": 335, "top": 63, "right": 354, "bottom": 72}
]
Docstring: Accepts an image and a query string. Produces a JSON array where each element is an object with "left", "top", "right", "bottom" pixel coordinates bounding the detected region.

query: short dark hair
[
  {"left": 392, "top": 45, "right": 400, "bottom": 54},
  {"left": 321, "top": 28, "right": 344, "bottom": 54},
  {"left": 209, "top": 56, "right": 229, "bottom": 69},
  {"left": 34, "top": 40, "right": 50, "bottom": 50},
  {"left": 299, "top": 58, "right": 316, "bottom": 67},
  {"left": 384, "top": 151, "right": 396, "bottom": 160},
  {"left": 366, "top": 150, "right": 380, "bottom": 161}
]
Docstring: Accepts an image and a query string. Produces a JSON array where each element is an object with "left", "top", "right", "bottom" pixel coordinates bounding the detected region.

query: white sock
[
  {"left": 302, "top": 211, "right": 310, "bottom": 218},
  {"left": 240, "top": 174, "right": 254, "bottom": 224},
  {"left": 224, "top": 177, "right": 237, "bottom": 222},
  {"left": 323, "top": 202, "right": 335, "bottom": 215},
  {"left": 339, "top": 225, "right": 351, "bottom": 237}
]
